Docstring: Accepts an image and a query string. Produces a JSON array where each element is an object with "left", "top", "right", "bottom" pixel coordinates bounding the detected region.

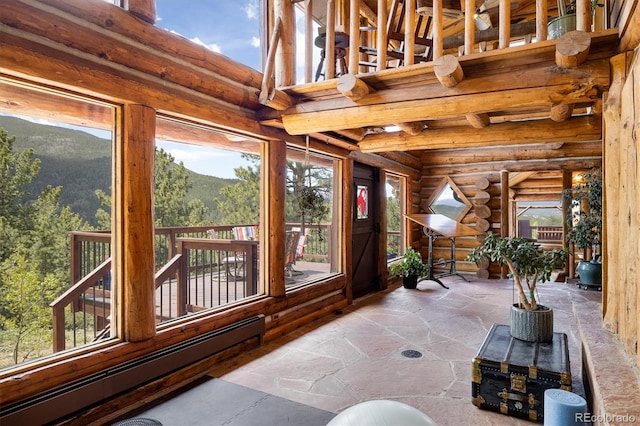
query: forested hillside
[{"left": 0, "top": 116, "right": 236, "bottom": 227}]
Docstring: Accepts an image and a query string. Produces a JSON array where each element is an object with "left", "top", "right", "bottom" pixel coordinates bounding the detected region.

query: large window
[
  {"left": 0, "top": 79, "right": 116, "bottom": 371},
  {"left": 284, "top": 146, "right": 340, "bottom": 288},
  {"left": 152, "top": 117, "right": 265, "bottom": 324},
  {"left": 516, "top": 201, "right": 563, "bottom": 241},
  {"left": 385, "top": 173, "right": 405, "bottom": 261}
]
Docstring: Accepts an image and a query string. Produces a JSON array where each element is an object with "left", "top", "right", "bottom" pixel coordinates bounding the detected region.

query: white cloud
[
  {"left": 190, "top": 36, "right": 222, "bottom": 54},
  {"left": 156, "top": 141, "right": 246, "bottom": 178},
  {"left": 251, "top": 36, "right": 260, "bottom": 48},
  {"left": 244, "top": 0, "right": 259, "bottom": 20}
]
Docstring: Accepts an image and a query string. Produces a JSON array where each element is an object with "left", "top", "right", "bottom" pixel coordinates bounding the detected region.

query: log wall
[
  {"left": 415, "top": 141, "right": 602, "bottom": 278},
  {"left": 603, "top": 49, "right": 640, "bottom": 366}
]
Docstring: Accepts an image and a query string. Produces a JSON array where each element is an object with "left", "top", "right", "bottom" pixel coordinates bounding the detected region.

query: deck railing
[{"left": 52, "top": 224, "right": 331, "bottom": 352}]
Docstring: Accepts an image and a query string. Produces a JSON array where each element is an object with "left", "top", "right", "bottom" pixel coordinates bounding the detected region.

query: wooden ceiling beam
[
  {"left": 375, "top": 151, "right": 423, "bottom": 170},
  {"left": 509, "top": 172, "right": 538, "bottom": 187},
  {"left": 419, "top": 141, "right": 602, "bottom": 166},
  {"left": 283, "top": 83, "right": 603, "bottom": 134},
  {"left": 423, "top": 157, "right": 602, "bottom": 176},
  {"left": 348, "top": 151, "right": 421, "bottom": 179},
  {"left": 358, "top": 116, "right": 601, "bottom": 152}
]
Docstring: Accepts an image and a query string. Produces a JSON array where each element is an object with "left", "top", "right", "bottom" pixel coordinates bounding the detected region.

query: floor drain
[
  {"left": 401, "top": 349, "right": 423, "bottom": 358},
  {"left": 111, "top": 418, "right": 163, "bottom": 426}
]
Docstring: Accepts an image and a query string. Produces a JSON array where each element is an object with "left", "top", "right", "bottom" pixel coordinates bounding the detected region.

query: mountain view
[{"left": 0, "top": 115, "right": 237, "bottom": 227}]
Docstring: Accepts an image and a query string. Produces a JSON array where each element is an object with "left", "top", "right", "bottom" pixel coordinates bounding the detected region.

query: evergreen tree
[
  {"left": 215, "top": 154, "right": 261, "bottom": 225},
  {"left": 95, "top": 147, "right": 209, "bottom": 228},
  {"left": 0, "top": 127, "right": 91, "bottom": 365},
  {"left": 0, "top": 128, "right": 40, "bottom": 262},
  {"left": 0, "top": 253, "right": 58, "bottom": 364}
]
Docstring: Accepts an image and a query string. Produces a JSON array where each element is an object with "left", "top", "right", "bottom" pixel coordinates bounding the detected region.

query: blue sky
[
  {"left": 153, "top": 1, "right": 263, "bottom": 178},
  {"left": 154, "top": 0, "right": 262, "bottom": 70}
]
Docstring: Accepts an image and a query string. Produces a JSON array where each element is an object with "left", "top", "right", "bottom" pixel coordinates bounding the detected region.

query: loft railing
[{"left": 264, "top": 0, "right": 606, "bottom": 87}]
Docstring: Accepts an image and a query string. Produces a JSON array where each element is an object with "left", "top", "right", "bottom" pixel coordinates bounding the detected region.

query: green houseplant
[
  {"left": 467, "top": 232, "right": 569, "bottom": 342},
  {"left": 562, "top": 167, "right": 602, "bottom": 289},
  {"left": 389, "top": 247, "right": 430, "bottom": 289}
]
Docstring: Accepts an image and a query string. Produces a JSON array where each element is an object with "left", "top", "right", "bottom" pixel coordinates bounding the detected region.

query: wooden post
[
  {"left": 562, "top": 170, "right": 573, "bottom": 278},
  {"left": 267, "top": 140, "right": 287, "bottom": 297},
  {"left": 404, "top": 0, "right": 416, "bottom": 65},
  {"left": 343, "top": 158, "right": 354, "bottom": 303},
  {"left": 500, "top": 170, "right": 509, "bottom": 278},
  {"left": 274, "top": 0, "right": 295, "bottom": 86},
  {"left": 576, "top": 0, "right": 591, "bottom": 32},
  {"left": 536, "top": 0, "right": 548, "bottom": 41},
  {"left": 377, "top": 0, "right": 388, "bottom": 71},
  {"left": 379, "top": 170, "right": 388, "bottom": 290},
  {"left": 326, "top": 0, "right": 336, "bottom": 79},
  {"left": 498, "top": 0, "right": 511, "bottom": 49},
  {"left": 122, "top": 104, "right": 156, "bottom": 342},
  {"left": 305, "top": 0, "right": 314, "bottom": 83},
  {"left": 349, "top": 0, "right": 360, "bottom": 75},
  {"left": 432, "top": 0, "right": 443, "bottom": 60},
  {"left": 464, "top": 0, "right": 474, "bottom": 55}
]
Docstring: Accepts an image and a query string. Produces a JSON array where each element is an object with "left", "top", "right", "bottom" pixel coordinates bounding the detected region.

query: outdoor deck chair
[
  {"left": 209, "top": 226, "right": 258, "bottom": 279},
  {"left": 285, "top": 230, "right": 303, "bottom": 278}
]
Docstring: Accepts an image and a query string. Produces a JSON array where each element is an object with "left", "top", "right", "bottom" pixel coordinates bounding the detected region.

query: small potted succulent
[
  {"left": 467, "top": 232, "right": 569, "bottom": 342},
  {"left": 389, "top": 247, "right": 430, "bottom": 289}
]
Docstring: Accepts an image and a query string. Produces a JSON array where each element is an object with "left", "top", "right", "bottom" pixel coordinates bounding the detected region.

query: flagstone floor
[{"left": 207, "top": 276, "right": 602, "bottom": 425}]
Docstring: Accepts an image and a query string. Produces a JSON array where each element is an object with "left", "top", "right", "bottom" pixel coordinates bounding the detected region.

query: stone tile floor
[{"left": 208, "top": 276, "right": 602, "bottom": 425}]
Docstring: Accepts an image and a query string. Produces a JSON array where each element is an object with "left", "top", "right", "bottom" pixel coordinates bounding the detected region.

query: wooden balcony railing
[
  {"left": 263, "top": 0, "right": 605, "bottom": 90},
  {"left": 52, "top": 224, "right": 332, "bottom": 352}
]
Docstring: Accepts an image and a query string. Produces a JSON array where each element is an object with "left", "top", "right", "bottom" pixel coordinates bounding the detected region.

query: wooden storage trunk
[{"left": 471, "top": 324, "right": 572, "bottom": 423}]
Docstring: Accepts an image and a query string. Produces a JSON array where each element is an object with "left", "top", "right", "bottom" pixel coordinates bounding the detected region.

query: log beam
[
  {"left": 556, "top": 31, "right": 591, "bottom": 68},
  {"left": 283, "top": 84, "right": 603, "bottom": 135},
  {"left": 434, "top": 55, "right": 464, "bottom": 88},
  {"left": 337, "top": 73, "right": 372, "bottom": 101},
  {"left": 550, "top": 103, "right": 575, "bottom": 122},
  {"left": 283, "top": 57, "right": 611, "bottom": 114},
  {"left": 358, "top": 116, "right": 601, "bottom": 152},
  {"left": 396, "top": 122, "right": 425, "bottom": 135},
  {"left": 466, "top": 113, "right": 491, "bottom": 128}
]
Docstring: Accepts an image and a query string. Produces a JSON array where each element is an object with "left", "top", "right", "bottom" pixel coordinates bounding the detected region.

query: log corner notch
[
  {"left": 434, "top": 55, "right": 489, "bottom": 129},
  {"left": 337, "top": 74, "right": 372, "bottom": 102},
  {"left": 556, "top": 30, "right": 592, "bottom": 68},
  {"left": 434, "top": 55, "right": 464, "bottom": 88}
]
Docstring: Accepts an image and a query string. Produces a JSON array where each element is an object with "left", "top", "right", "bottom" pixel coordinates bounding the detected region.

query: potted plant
[
  {"left": 389, "top": 247, "right": 430, "bottom": 289},
  {"left": 562, "top": 167, "right": 602, "bottom": 289},
  {"left": 297, "top": 184, "right": 329, "bottom": 240},
  {"left": 467, "top": 232, "right": 569, "bottom": 342},
  {"left": 548, "top": 0, "right": 604, "bottom": 39}
]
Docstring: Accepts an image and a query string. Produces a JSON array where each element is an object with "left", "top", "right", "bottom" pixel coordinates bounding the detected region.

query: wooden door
[{"left": 351, "top": 162, "right": 380, "bottom": 298}]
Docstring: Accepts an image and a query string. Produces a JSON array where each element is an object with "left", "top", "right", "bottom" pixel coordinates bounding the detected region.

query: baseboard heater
[{"left": 1, "top": 315, "right": 265, "bottom": 425}]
